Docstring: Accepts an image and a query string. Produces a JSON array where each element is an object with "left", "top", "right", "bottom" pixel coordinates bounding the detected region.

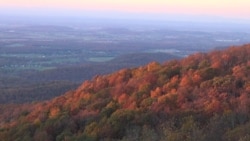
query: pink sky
[{"left": 1, "top": 0, "right": 250, "bottom": 19}]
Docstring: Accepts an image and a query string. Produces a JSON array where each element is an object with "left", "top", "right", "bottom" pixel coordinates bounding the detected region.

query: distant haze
[{"left": 1, "top": 0, "right": 250, "bottom": 32}]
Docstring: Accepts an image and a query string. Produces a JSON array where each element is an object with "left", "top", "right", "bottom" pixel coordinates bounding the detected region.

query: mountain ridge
[{"left": 0, "top": 44, "right": 250, "bottom": 141}]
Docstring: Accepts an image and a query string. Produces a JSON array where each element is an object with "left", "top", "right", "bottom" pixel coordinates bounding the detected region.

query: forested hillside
[{"left": 0, "top": 44, "right": 250, "bottom": 141}]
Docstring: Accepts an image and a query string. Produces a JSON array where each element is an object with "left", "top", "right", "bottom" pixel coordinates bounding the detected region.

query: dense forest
[{"left": 0, "top": 44, "right": 250, "bottom": 141}]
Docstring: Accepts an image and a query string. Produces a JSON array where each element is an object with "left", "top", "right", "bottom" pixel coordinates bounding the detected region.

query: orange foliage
[
  {"left": 150, "top": 87, "right": 162, "bottom": 98},
  {"left": 204, "top": 99, "right": 221, "bottom": 114},
  {"left": 118, "top": 93, "right": 129, "bottom": 104},
  {"left": 1, "top": 44, "right": 250, "bottom": 140},
  {"left": 238, "top": 93, "right": 250, "bottom": 114},
  {"left": 179, "top": 75, "right": 192, "bottom": 87},
  {"left": 49, "top": 107, "right": 60, "bottom": 118},
  {"left": 192, "top": 73, "right": 202, "bottom": 84},
  {"left": 147, "top": 62, "right": 161, "bottom": 72}
]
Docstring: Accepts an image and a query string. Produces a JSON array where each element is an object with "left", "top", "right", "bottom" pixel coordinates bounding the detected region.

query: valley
[{"left": 1, "top": 24, "right": 250, "bottom": 103}]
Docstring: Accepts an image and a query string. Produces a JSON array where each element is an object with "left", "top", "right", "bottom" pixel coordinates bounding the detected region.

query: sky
[{"left": 1, "top": 0, "right": 250, "bottom": 21}]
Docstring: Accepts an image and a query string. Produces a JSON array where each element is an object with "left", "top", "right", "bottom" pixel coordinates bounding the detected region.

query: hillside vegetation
[{"left": 0, "top": 44, "right": 250, "bottom": 141}]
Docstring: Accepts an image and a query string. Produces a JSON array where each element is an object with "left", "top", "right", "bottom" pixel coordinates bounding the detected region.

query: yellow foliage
[{"left": 33, "top": 118, "right": 41, "bottom": 126}]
